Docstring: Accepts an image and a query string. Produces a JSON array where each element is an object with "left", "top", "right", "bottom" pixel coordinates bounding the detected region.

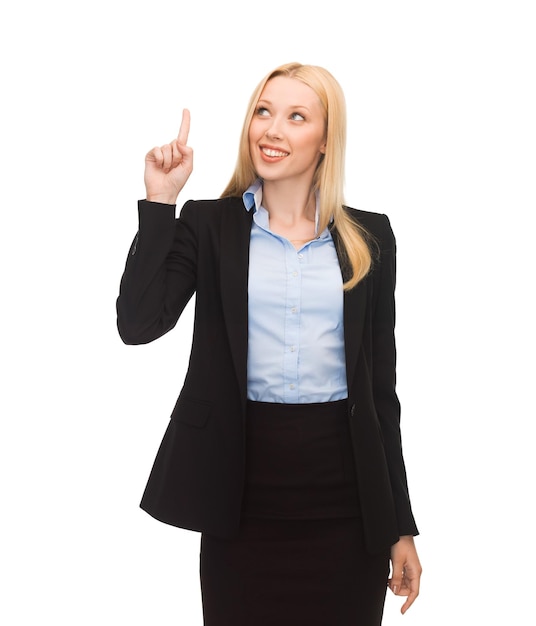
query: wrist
[{"left": 145, "top": 193, "right": 177, "bottom": 205}]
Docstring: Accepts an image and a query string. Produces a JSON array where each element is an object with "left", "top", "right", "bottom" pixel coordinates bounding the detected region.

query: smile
[{"left": 261, "top": 147, "right": 289, "bottom": 158}]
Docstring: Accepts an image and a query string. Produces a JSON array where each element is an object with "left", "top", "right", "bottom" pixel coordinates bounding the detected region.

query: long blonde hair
[{"left": 221, "top": 62, "right": 373, "bottom": 290}]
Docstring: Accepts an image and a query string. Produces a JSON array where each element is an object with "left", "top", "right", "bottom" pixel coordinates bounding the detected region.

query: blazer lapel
[
  {"left": 331, "top": 228, "right": 368, "bottom": 390},
  {"left": 219, "top": 198, "right": 253, "bottom": 407}
]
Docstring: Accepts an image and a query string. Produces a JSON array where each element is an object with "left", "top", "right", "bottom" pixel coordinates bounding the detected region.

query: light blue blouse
[{"left": 244, "top": 179, "right": 348, "bottom": 404}]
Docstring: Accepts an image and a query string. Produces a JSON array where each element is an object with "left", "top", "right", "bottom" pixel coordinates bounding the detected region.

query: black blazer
[{"left": 117, "top": 197, "right": 418, "bottom": 554}]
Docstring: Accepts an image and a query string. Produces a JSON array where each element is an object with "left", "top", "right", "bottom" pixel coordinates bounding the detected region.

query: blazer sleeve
[
  {"left": 116, "top": 199, "right": 198, "bottom": 345},
  {"left": 372, "top": 214, "right": 419, "bottom": 537}
]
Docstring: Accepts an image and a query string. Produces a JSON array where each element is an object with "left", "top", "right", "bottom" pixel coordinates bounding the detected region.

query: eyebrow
[{"left": 257, "top": 99, "right": 311, "bottom": 111}]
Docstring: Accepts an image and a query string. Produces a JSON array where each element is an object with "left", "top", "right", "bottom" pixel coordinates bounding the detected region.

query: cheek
[
  {"left": 310, "top": 130, "right": 327, "bottom": 154},
  {"left": 299, "top": 132, "right": 324, "bottom": 156},
  {"left": 248, "top": 120, "right": 262, "bottom": 143}
]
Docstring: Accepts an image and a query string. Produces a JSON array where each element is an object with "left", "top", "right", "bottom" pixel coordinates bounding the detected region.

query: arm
[
  {"left": 116, "top": 110, "right": 196, "bottom": 344},
  {"left": 372, "top": 215, "right": 418, "bottom": 534},
  {"left": 116, "top": 200, "right": 198, "bottom": 344},
  {"left": 371, "top": 215, "right": 422, "bottom": 610}
]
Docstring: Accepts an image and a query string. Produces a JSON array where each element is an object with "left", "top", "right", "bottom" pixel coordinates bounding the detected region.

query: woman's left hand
[{"left": 388, "top": 535, "right": 422, "bottom": 614}]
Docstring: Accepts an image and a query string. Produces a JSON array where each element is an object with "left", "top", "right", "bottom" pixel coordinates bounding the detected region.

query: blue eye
[
  {"left": 291, "top": 112, "right": 305, "bottom": 121},
  {"left": 256, "top": 107, "right": 270, "bottom": 116}
]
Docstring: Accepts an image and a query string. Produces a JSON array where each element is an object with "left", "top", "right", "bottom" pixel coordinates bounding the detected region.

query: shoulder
[
  {"left": 342, "top": 206, "right": 395, "bottom": 253},
  {"left": 343, "top": 205, "right": 393, "bottom": 235}
]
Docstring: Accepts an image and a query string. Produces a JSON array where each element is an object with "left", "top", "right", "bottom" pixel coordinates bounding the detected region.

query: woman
[{"left": 117, "top": 62, "right": 422, "bottom": 625}]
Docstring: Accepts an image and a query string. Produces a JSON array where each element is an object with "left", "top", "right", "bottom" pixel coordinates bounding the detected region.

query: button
[
  {"left": 298, "top": 253, "right": 304, "bottom": 259},
  {"left": 290, "top": 345, "right": 296, "bottom": 352},
  {"left": 289, "top": 384, "right": 296, "bottom": 390},
  {"left": 291, "top": 307, "right": 297, "bottom": 313},
  {"left": 292, "top": 271, "right": 298, "bottom": 277}
]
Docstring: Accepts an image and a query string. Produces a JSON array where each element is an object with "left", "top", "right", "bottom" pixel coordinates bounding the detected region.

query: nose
[{"left": 265, "top": 118, "right": 283, "bottom": 141}]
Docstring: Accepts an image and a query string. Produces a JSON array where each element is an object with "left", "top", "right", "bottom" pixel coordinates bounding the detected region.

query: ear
[{"left": 320, "top": 142, "right": 327, "bottom": 154}]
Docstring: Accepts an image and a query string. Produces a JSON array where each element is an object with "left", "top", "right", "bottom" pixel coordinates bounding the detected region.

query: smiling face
[{"left": 248, "top": 75, "right": 327, "bottom": 186}]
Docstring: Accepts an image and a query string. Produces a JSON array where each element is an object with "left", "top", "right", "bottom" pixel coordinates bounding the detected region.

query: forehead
[{"left": 258, "top": 75, "right": 322, "bottom": 109}]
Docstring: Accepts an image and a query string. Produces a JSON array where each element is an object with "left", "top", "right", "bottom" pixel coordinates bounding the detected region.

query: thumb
[{"left": 388, "top": 567, "right": 404, "bottom": 595}]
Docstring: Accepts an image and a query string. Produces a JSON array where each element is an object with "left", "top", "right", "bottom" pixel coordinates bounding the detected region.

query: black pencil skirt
[{"left": 200, "top": 400, "right": 390, "bottom": 626}]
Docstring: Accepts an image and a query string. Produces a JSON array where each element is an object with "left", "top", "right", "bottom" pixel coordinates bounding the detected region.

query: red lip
[
  {"left": 260, "top": 143, "right": 289, "bottom": 152},
  {"left": 258, "top": 144, "right": 290, "bottom": 162}
]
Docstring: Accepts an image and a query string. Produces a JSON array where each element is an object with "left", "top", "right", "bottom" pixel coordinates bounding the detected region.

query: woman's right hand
[{"left": 144, "top": 108, "right": 193, "bottom": 204}]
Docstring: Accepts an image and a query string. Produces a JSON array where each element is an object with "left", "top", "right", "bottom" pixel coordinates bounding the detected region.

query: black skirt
[{"left": 200, "top": 400, "right": 390, "bottom": 626}]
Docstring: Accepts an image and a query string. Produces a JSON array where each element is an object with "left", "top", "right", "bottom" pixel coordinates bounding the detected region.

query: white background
[{"left": 1, "top": 0, "right": 535, "bottom": 624}]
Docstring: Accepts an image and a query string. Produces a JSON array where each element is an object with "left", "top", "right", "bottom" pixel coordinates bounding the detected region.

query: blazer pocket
[{"left": 171, "top": 396, "right": 212, "bottom": 428}]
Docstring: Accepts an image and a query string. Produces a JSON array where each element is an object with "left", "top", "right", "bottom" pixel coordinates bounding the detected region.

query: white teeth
[{"left": 262, "top": 147, "right": 289, "bottom": 157}]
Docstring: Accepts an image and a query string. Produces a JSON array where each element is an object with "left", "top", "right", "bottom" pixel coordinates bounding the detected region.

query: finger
[
  {"left": 148, "top": 146, "right": 164, "bottom": 168},
  {"left": 171, "top": 140, "right": 183, "bottom": 168},
  {"left": 177, "top": 108, "right": 191, "bottom": 146},
  {"left": 161, "top": 144, "right": 173, "bottom": 171},
  {"left": 400, "top": 588, "right": 419, "bottom": 614},
  {"left": 388, "top": 578, "right": 402, "bottom": 595},
  {"left": 388, "top": 566, "right": 404, "bottom": 595}
]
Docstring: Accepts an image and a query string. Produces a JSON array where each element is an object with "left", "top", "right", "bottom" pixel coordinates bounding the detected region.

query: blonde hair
[{"left": 221, "top": 62, "right": 373, "bottom": 290}]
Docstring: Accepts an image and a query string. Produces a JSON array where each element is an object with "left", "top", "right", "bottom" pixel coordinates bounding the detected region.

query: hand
[
  {"left": 144, "top": 108, "right": 193, "bottom": 204},
  {"left": 388, "top": 535, "right": 422, "bottom": 614}
]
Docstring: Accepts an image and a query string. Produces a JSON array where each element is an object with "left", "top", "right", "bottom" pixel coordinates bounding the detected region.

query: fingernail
[{"left": 392, "top": 585, "right": 398, "bottom": 594}]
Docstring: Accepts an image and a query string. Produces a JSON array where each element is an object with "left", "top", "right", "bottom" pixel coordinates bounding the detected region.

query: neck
[{"left": 262, "top": 179, "right": 316, "bottom": 225}]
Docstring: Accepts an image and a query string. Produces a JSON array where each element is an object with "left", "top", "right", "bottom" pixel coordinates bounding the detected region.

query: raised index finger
[{"left": 177, "top": 108, "right": 190, "bottom": 145}]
